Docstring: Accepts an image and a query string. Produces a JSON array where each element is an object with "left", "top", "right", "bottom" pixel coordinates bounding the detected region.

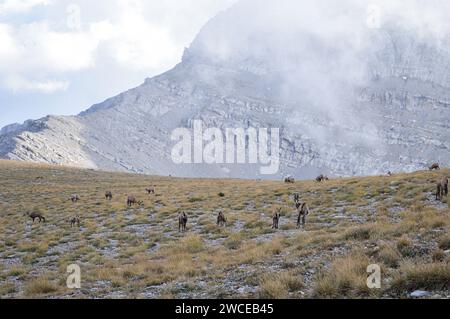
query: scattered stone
[{"left": 410, "top": 290, "right": 430, "bottom": 298}]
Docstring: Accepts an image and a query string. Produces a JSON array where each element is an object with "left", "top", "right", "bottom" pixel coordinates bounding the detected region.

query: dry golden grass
[
  {"left": 0, "top": 160, "right": 448, "bottom": 298},
  {"left": 390, "top": 261, "right": 450, "bottom": 292},
  {"left": 25, "top": 277, "right": 59, "bottom": 296},
  {"left": 438, "top": 235, "right": 450, "bottom": 250},
  {"left": 259, "top": 271, "right": 304, "bottom": 299},
  {"left": 377, "top": 243, "right": 401, "bottom": 268},
  {"left": 312, "top": 251, "right": 374, "bottom": 298}
]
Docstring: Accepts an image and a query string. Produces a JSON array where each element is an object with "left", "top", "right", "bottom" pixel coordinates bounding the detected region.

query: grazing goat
[
  {"left": 429, "top": 163, "right": 440, "bottom": 171},
  {"left": 316, "top": 175, "right": 329, "bottom": 182},
  {"left": 179, "top": 212, "right": 188, "bottom": 232},
  {"left": 69, "top": 216, "right": 81, "bottom": 228},
  {"left": 127, "top": 196, "right": 143, "bottom": 207},
  {"left": 284, "top": 176, "right": 295, "bottom": 183},
  {"left": 105, "top": 191, "right": 113, "bottom": 200},
  {"left": 297, "top": 203, "right": 310, "bottom": 229},
  {"left": 217, "top": 211, "right": 227, "bottom": 227},
  {"left": 436, "top": 177, "right": 449, "bottom": 201},
  {"left": 272, "top": 209, "right": 281, "bottom": 229},
  {"left": 70, "top": 194, "right": 80, "bottom": 203},
  {"left": 26, "top": 212, "right": 45, "bottom": 223},
  {"left": 146, "top": 187, "right": 156, "bottom": 195}
]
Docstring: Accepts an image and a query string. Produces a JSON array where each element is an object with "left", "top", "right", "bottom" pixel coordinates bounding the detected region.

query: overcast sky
[{"left": 0, "top": 0, "right": 237, "bottom": 128}]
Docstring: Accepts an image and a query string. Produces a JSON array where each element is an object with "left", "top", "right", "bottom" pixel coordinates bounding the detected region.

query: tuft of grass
[
  {"left": 344, "top": 225, "right": 374, "bottom": 240},
  {"left": 25, "top": 277, "right": 59, "bottom": 296},
  {"left": 259, "top": 271, "right": 303, "bottom": 298},
  {"left": 179, "top": 234, "right": 205, "bottom": 254},
  {"left": 390, "top": 262, "right": 450, "bottom": 292},
  {"left": 378, "top": 244, "right": 401, "bottom": 268},
  {"left": 259, "top": 277, "right": 287, "bottom": 299},
  {"left": 431, "top": 250, "right": 445, "bottom": 263},
  {"left": 224, "top": 233, "right": 244, "bottom": 250},
  {"left": 438, "top": 235, "right": 450, "bottom": 250},
  {"left": 313, "top": 251, "right": 374, "bottom": 298},
  {"left": 8, "top": 266, "right": 27, "bottom": 278},
  {"left": 396, "top": 235, "right": 423, "bottom": 258},
  {"left": 0, "top": 282, "right": 16, "bottom": 295}
]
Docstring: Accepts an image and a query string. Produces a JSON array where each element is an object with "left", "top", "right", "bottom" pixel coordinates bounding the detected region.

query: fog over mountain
[{"left": 1, "top": 0, "right": 450, "bottom": 179}]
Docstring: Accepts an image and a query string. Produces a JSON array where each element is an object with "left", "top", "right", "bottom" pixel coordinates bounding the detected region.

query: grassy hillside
[{"left": 0, "top": 160, "right": 448, "bottom": 299}]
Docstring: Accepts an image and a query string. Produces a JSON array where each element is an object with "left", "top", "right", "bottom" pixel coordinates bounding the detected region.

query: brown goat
[
  {"left": 297, "top": 203, "right": 310, "bottom": 229},
  {"left": 294, "top": 193, "right": 303, "bottom": 211},
  {"left": 272, "top": 209, "right": 281, "bottom": 229},
  {"left": 26, "top": 212, "right": 46, "bottom": 223},
  {"left": 316, "top": 175, "right": 329, "bottom": 182},
  {"left": 145, "top": 187, "right": 156, "bottom": 195},
  {"left": 70, "top": 194, "right": 80, "bottom": 203},
  {"left": 436, "top": 177, "right": 449, "bottom": 201},
  {"left": 217, "top": 211, "right": 227, "bottom": 227},
  {"left": 105, "top": 191, "right": 113, "bottom": 200},
  {"left": 178, "top": 212, "right": 188, "bottom": 232},
  {"left": 429, "top": 163, "right": 440, "bottom": 171},
  {"left": 443, "top": 177, "right": 449, "bottom": 196},
  {"left": 127, "top": 196, "right": 143, "bottom": 207},
  {"left": 69, "top": 216, "right": 81, "bottom": 228},
  {"left": 284, "top": 176, "right": 295, "bottom": 183}
]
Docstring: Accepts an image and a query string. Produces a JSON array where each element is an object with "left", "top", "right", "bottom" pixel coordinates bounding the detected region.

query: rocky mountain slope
[{"left": 1, "top": 0, "right": 450, "bottom": 179}]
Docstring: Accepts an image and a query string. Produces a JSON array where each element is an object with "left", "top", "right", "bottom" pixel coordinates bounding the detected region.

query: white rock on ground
[{"left": 410, "top": 290, "right": 431, "bottom": 298}]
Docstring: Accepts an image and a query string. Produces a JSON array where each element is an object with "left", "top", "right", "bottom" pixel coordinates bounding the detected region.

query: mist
[{"left": 185, "top": 0, "right": 450, "bottom": 163}]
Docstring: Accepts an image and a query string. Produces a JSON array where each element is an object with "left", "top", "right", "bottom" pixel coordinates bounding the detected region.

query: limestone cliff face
[{"left": 1, "top": 0, "right": 449, "bottom": 179}]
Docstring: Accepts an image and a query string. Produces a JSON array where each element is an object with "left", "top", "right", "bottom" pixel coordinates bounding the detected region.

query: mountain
[{"left": 1, "top": 0, "right": 450, "bottom": 179}]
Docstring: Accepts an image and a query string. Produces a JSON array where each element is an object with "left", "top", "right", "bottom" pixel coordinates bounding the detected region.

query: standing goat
[
  {"left": 316, "top": 175, "right": 329, "bottom": 182},
  {"left": 297, "top": 203, "right": 310, "bottom": 229},
  {"left": 217, "top": 211, "right": 227, "bottom": 227},
  {"left": 127, "top": 196, "right": 143, "bottom": 207},
  {"left": 436, "top": 177, "right": 449, "bottom": 201},
  {"left": 26, "top": 212, "right": 46, "bottom": 223},
  {"left": 429, "top": 163, "right": 440, "bottom": 171},
  {"left": 272, "top": 209, "right": 281, "bottom": 229},
  {"left": 69, "top": 216, "right": 81, "bottom": 228},
  {"left": 178, "top": 212, "right": 188, "bottom": 232}
]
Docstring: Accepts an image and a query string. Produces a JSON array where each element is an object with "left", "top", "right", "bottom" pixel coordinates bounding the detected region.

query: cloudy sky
[{"left": 0, "top": 0, "right": 237, "bottom": 128}]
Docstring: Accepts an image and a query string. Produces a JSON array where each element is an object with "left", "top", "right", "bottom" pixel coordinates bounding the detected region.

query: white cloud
[
  {"left": 4, "top": 75, "right": 69, "bottom": 93},
  {"left": 104, "top": 1, "right": 179, "bottom": 70},
  {"left": 35, "top": 27, "right": 98, "bottom": 72},
  {"left": 13, "top": 22, "right": 99, "bottom": 73},
  {"left": 0, "top": 24, "right": 17, "bottom": 61},
  {"left": 0, "top": 0, "right": 237, "bottom": 94},
  {"left": 0, "top": 0, "right": 51, "bottom": 14}
]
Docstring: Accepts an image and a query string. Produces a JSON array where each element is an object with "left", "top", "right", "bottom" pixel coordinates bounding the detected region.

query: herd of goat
[{"left": 24, "top": 165, "right": 448, "bottom": 233}]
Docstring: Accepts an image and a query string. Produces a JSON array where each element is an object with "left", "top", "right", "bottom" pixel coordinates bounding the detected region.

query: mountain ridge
[{"left": 1, "top": 0, "right": 450, "bottom": 179}]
